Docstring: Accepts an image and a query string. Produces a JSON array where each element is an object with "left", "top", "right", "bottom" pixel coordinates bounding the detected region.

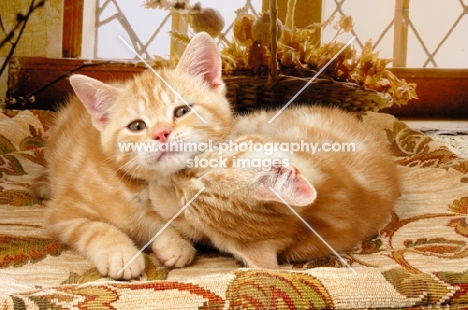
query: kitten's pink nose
[{"left": 153, "top": 127, "right": 171, "bottom": 142}]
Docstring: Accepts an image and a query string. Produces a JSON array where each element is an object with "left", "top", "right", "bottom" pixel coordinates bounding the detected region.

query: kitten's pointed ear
[
  {"left": 69, "top": 74, "right": 119, "bottom": 130},
  {"left": 253, "top": 166, "right": 317, "bottom": 207},
  {"left": 176, "top": 32, "right": 225, "bottom": 94}
]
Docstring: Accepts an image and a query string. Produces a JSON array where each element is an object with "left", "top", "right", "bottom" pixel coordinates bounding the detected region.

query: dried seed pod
[
  {"left": 383, "top": 70, "right": 418, "bottom": 106},
  {"left": 187, "top": 2, "right": 225, "bottom": 37},
  {"left": 281, "top": 49, "right": 294, "bottom": 66},
  {"left": 280, "top": 26, "right": 293, "bottom": 45},
  {"left": 143, "top": 0, "right": 172, "bottom": 10},
  {"left": 233, "top": 13, "right": 256, "bottom": 46},
  {"left": 336, "top": 14, "right": 353, "bottom": 32},
  {"left": 248, "top": 41, "right": 267, "bottom": 70},
  {"left": 251, "top": 12, "right": 283, "bottom": 47},
  {"left": 143, "top": 0, "right": 187, "bottom": 10}
]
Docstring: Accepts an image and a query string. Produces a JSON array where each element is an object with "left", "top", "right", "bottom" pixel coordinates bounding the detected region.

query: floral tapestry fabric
[{"left": 0, "top": 109, "right": 467, "bottom": 309}]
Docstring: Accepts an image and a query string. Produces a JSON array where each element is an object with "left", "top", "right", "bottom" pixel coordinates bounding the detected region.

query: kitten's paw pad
[
  {"left": 152, "top": 235, "right": 196, "bottom": 268},
  {"left": 95, "top": 247, "right": 146, "bottom": 280}
]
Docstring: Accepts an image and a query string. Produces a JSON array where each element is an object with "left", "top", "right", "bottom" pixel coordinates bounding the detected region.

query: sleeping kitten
[
  {"left": 171, "top": 106, "right": 399, "bottom": 269},
  {"left": 35, "top": 33, "right": 232, "bottom": 279}
]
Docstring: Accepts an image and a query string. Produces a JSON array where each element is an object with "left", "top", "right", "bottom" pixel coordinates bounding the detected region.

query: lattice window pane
[
  {"left": 93, "top": 0, "right": 467, "bottom": 68},
  {"left": 95, "top": 0, "right": 262, "bottom": 60},
  {"left": 322, "top": 0, "right": 395, "bottom": 57},
  {"left": 96, "top": 0, "right": 173, "bottom": 59},
  {"left": 407, "top": 0, "right": 468, "bottom": 68},
  {"left": 323, "top": 0, "right": 468, "bottom": 68}
]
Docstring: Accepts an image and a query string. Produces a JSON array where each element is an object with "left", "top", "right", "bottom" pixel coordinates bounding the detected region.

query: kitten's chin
[{"left": 147, "top": 151, "right": 192, "bottom": 177}]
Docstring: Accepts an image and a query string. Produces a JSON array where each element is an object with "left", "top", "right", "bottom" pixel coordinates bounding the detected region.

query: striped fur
[
  {"left": 35, "top": 33, "right": 232, "bottom": 279},
  {"left": 172, "top": 106, "right": 400, "bottom": 269}
]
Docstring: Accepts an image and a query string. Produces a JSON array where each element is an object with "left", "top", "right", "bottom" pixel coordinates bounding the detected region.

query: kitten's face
[
  {"left": 103, "top": 70, "right": 231, "bottom": 179},
  {"left": 69, "top": 33, "right": 232, "bottom": 180}
]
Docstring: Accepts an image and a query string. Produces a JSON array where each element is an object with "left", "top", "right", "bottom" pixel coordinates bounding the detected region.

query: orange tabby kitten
[
  {"left": 172, "top": 106, "right": 399, "bottom": 269},
  {"left": 35, "top": 33, "right": 232, "bottom": 279}
]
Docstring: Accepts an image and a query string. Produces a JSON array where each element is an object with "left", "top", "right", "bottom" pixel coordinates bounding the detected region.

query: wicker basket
[
  {"left": 224, "top": 74, "right": 393, "bottom": 113},
  {"left": 222, "top": 0, "right": 393, "bottom": 113}
]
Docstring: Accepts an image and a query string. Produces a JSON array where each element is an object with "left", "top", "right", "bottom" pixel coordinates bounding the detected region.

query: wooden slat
[
  {"left": 393, "top": 0, "right": 409, "bottom": 67},
  {"left": 5, "top": 57, "right": 468, "bottom": 119},
  {"left": 262, "top": 0, "right": 322, "bottom": 43},
  {"left": 382, "top": 68, "right": 468, "bottom": 118},
  {"left": 62, "top": 0, "right": 84, "bottom": 57},
  {"left": 6, "top": 57, "right": 143, "bottom": 110},
  {"left": 170, "top": 11, "right": 188, "bottom": 58}
]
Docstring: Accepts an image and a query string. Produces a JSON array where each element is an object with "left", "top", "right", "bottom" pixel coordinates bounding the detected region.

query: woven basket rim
[
  {"left": 222, "top": 74, "right": 383, "bottom": 94},
  {"left": 223, "top": 73, "right": 394, "bottom": 112}
]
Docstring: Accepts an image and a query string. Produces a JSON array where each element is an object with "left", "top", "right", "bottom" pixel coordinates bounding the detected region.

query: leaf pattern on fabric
[
  {"left": 382, "top": 268, "right": 452, "bottom": 306},
  {"left": 381, "top": 212, "right": 454, "bottom": 242},
  {"left": 452, "top": 161, "right": 468, "bottom": 174},
  {"left": 435, "top": 270, "right": 468, "bottom": 305},
  {"left": 1, "top": 109, "right": 468, "bottom": 308},
  {"left": 61, "top": 268, "right": 104, "bottom": 285},
  {"left": 0, "top": 189, "right": 41, "bottom": 206},
  {"left": 449, "top": 197, "right": 468, "bottom": 214},
  {"left": 143, "top": 255, "right": 170, "bottom": 281},
  {"left": 0, "top": 135, "right": 18, "bottom": 155},
  {"left": 448, "top": 218, "right": 468, "bottom": 238},
  {"left": 385, "top": 121, "right": 460, "bottom": 168},
  {"left": 14, "top": 281, "right": 226, "bottom": 309},
  {"left": 298, "top": 256, "right": 345, "bottom": 269},
  {"left": 52, "top": 285, "right": 120, "bottom": 309},
  {"left": 399, "top": 149, "right": 459, "bottom": 168},
  {"left": 17, "top": 148, "right": 47, "bottom": 167},
  {"left": 0, "top": 236, "right": 68, "bottom": 268},
  {"left": 0, "top": 154, "right": 26, "bottom": 178},
  {"left": 358, "top": 235, "right": 383, "bottom": 254},
  {"left": 385, "top": 121, "right": 434, "bottom": 157},
  {"left": 226, "top": 270, "right": 333, "bottom": 309},
  {"left": 19, "top": 125, "right": 45, "bottom": 151},
  {"left": 61, "top": 256, "right": 169, "bottom": 285},
  {"left": 113, "top": 282, "right": 226, "bottom": 308},
  {"left": 31, "top": 109, "right": 56, "bottom": 133},
  {"left": 404, "top": 238, "right": 468, "bottom": 257},
  {"left": 1, "top": 110, "right": 19, "bottom": 118}
]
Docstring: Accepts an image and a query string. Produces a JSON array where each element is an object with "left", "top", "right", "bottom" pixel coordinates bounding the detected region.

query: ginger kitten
[
  {"left": 35, "top": 33, "right": 232, "bottom": 279},
  {"left": 172, "top": 106, "right": 399, "bottom": 269}
]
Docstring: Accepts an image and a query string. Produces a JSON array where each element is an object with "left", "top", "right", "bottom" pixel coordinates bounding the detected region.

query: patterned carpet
[
  {"left": 1, "top": 109, "right": 468, "bottom": 309},
  {"left": 404, "top": 120, "right": 468, "bottom": 157},
  {"left": 430, "top": 135, "right": 468, "bottom": 158}
]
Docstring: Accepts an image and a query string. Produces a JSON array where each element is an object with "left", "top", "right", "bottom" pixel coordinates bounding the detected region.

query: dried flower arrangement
[{"left": 144, "top": 0, "right": 417, "bottom": 111}]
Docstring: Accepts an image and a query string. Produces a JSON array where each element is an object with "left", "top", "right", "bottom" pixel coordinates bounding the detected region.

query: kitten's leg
[
  {"left": 151, "top": 227, "right": 196, "bottom": 267},
  {"left": 147, "top": 184, "right": 196, "bottom": 267},
  {"left": 230, "top": 241, "right": 279, "bottom": 269},
  {"left": 46, "top": 208, "right": 146, "bottom": 280}
]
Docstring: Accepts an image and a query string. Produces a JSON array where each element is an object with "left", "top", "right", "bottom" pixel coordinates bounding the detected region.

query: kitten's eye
[
  {"left": 127, "top": 120, "right": 146, "bottom": 132},
  {"left": 174, "top": 105, "right": 192, "bottom": 118}
]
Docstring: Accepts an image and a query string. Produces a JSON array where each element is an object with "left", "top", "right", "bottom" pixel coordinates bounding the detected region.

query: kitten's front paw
[
  {"left": 94, "top": 245, "right": 146, "bottom": 280},
  {"left": 152, "top": 230, "right": 196, "bottom": 267}
]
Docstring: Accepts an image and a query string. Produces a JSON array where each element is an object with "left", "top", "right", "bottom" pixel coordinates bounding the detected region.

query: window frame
[{"left": 7, "top": 0, "right": 468, "bottom": 118}]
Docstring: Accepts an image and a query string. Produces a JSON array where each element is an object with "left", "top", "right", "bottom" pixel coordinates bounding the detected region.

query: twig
[
  {"left": 285, "top": 0, "right": 297, "bottom": 34},
  {"left": 0, "top": 0, "right": 45, "bottom": 77},
  {"left": 0, "top": 15, "right": 13, "bottom": 44},
  {"left": 269, "top": 0, "right": 278, "bottom": 83},
  {"left": 7, "top": 61, "right": 119, "bottom": 107}
]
